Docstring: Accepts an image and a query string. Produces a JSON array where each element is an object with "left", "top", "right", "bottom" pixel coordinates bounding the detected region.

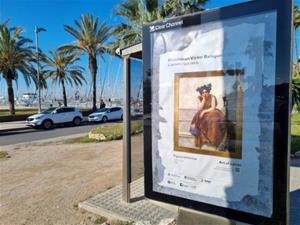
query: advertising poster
[{"left": 146, "top": 11, "right": 278, "bottom": 218}]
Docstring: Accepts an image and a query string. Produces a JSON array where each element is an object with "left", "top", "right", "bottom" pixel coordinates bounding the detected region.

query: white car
[
  {"left": 26, "top": 107, "right": 83, "bottom": 129},
  {"left": 88, "top": 107, "right": 123, "bottom": 123}
]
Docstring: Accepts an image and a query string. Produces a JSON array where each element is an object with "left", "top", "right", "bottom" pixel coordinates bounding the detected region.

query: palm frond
[{"left": 43, "top": 48, "right": 85, "bottom": 98}]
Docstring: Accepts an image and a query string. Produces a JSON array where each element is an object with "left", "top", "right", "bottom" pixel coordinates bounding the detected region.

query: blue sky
[{"left": 0, "top": 0, "right": 299, "bottom": 100}]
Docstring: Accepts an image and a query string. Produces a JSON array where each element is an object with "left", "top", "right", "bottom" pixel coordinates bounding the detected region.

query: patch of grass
[
  {"left": 291, "top": 121, "right": 300, "bottom": 154},
  {"left": 106, "top": 185, "right": 113, "bottom": 190},
  {"left": 292, "top": 112, "right": 300, "bottom": 123},
  {"left": 0, "top": 150, "right": 8, "bottom": 158},
  {"left": 111, "top": 220, "right": 134, "bottom": 225},
  {"left": 90, "top": 123, "right": 124, "bottom": 141},
  {"left": 65, "top": 135, "right": 96, "bottom": 144},
  {"left": 292, "top": 122, "right": 300, "bottom": 134},
  {"left": 66, "top": 120, "right": 143, "bottom": 144},
  {"left": 0, "top": 108, "right": 38, "bottom": 117},
  {"left": 94, "top": 216, "right": 107, "bottom": 224},
  {"left": 90, "top": 120, "right": 143, "bottom": 139},
  {"left": 291, "top": 113, "right": 300, "bottom": 155}
]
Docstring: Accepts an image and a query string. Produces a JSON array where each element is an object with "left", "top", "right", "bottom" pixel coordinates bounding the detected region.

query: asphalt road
[{"left": 0, "top": 121, "right": 122, "bottom": 146}]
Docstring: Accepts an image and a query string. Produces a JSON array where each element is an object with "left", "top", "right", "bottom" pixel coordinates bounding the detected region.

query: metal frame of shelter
[
  {"left": 120, "top": 2, "right": 292, "bottom": 224},
  {"left": 119, "top": 43, "right": 142, "bottom": 203},
  {"left": 141, "top": 0, "right": 293, "bottom": 224}
]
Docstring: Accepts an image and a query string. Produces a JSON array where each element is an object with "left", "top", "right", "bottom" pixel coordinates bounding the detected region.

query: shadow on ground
[{"left": 290, "top": 189, "right": 300, "bottom": 225}]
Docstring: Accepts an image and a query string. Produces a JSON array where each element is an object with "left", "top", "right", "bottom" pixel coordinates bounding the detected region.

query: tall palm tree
[
  {"left": 292, "top": 5, "right": 300, "bottom": 110},
  {"left": 0, "top": 21, "right": 35, "bottom": 115},
  {"left": 43, "top": 49, "right": 86, "bottom": 107},
  {"left": 60, "top": 14, "right": 111, "bottom": 111},
  {"left": 112, "top": 0, "right": 162, "bottom": 49},
  {"left": 112, "top": 0, "right": 207, "bottom": 50},
  {"left": 294, "top": 5, "right": 300, "bottom": 69},
  {"left": 162, "top": 0, "right": 206, "bottom": 17}
]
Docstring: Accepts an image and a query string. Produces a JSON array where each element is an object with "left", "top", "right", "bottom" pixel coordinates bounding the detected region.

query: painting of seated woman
[{"left": 174, "top": 70, "right": 244, "bottom": 159}]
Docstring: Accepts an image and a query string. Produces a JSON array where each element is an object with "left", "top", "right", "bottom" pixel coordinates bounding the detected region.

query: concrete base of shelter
[
  {"left": 177, "top": 208, "right": 250, "bottom": 225},
  {"left": 78, "top": 177, "right": 178, "bottom": 225},
  {"left": 80, "top": 159, "right": 300, "bottom": 225}
]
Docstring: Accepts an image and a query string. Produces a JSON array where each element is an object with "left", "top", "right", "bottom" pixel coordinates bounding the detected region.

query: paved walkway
[
  {"left": 80, "top": 159, "right": 300, "bottom": 225},
  {"left": 0, "top": 121, "right": 28, "bottom": 132},
  {"left": 79, "top": 178, "right": 177, "bottom": 225},
  {"left": 290, "top": 159, "right": 300, "bottom": 225}
]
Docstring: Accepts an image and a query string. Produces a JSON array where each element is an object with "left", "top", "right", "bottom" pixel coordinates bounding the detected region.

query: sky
[{"left": 0, "top": 0, "right": 299, "bottom": 100}]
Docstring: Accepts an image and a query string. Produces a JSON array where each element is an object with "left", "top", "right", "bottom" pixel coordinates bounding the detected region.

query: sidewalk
[
  {"left": 79, "top": 177, "right": 178, "bottom": 225},
  {"left": 80, "top": 159, "right": 300, "bottom": 225},
  {"left": 0, "top": 120, "right": 28, "bottom": 132}
]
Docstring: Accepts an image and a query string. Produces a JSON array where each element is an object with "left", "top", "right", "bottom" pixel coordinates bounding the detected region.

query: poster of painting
[
  {"left": 174, "top": 70, "right": 244, "bottom": 158},
  {"left": 144, "top": 10, "right": 279, "bottom": 218}
]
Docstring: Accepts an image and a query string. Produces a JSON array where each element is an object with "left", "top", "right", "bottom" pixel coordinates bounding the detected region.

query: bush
[
  {"left": 0, "top": 150, "right": 8, "bottom": 158},
  {"left": 66, "top": 120, "right": 143, "bottom": 143},
  {"left": 89, "top": 120, "right": 143, "bottom": 141}
]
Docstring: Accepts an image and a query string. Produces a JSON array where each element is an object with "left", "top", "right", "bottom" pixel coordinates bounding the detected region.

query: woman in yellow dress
[{"left": 189, "top": 84, "right": 227, "bottom": 151}]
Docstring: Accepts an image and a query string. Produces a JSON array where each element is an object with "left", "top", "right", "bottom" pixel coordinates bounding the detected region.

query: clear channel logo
[{"left": 149, "top": 20, "right": 183, "bottom": 32}]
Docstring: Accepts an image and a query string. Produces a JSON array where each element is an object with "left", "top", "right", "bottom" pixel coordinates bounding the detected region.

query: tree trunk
[
  {"left": 6, "top": 77, "right": 15, "bottom": 115},
  {"left": 61, "top": 79, "right": 67, "bottom": 106},
  {"left": 89, "top": 55, "right": 98, "bottom": 111}
]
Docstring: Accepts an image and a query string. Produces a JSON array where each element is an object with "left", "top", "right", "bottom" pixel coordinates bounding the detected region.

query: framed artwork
[
  {"left": 174, "top": 70, "right": 244, "bottom": 159},
  {"left": 142, "top": 0, "right": 292, "bottom": 224}
]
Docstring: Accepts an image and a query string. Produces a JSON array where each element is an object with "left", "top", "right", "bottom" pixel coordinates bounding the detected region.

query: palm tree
[
  {"left": 112, "top": 0, "right": 207, "bottom": 50},
  {"left": 43, "top": 49, "right": 86, "bottom": 107},
  {"left": 162, "top": 0, "right": 206, "bottom": 17},
  {"left": 292, "top": 5, "right": 300, "bottom": 110},
  {"left": 294, "top": 5, "right": 300, "bottom": 68},
  {"left": 0, "top": 21, "right": 35, "bottom": 115},
  {"left": 112, "top": 0, "right": 162, "bottom": 49},
  {"left": 60, "top": 14, "right": 111, "bottom": 111}
]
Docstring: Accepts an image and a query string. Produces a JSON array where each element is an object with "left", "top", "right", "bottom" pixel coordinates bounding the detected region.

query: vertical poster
[{"left": 144, "top": 8, "right": 281, "bottom": 219}]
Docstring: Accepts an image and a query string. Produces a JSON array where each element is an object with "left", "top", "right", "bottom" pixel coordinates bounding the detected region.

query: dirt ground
[{"left": 0, "top": 135, "right": 144, "bottom": 225}]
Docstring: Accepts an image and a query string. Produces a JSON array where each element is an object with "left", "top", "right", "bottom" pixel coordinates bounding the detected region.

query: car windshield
[
  {"left": 41, "top": 107, "right": 57, "bottom": 114},
  {"left": 97, "top": 108, "right": 108, "bottom": 113}
]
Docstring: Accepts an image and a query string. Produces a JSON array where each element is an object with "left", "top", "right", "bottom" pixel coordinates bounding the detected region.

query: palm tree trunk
[
  {"left": 61, "top": 80, "right": 67, "bottom": 106},
  {"left": 89, "top": 55, "right": 98, "bottom": 111},
  {"left": 5, "top": 77, "right": 15, "bottom": 115}
]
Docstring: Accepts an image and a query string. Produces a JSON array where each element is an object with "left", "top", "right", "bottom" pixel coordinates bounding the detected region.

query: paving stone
[{"left": 79, "top": 178, "right": 177, "bottom": 225}]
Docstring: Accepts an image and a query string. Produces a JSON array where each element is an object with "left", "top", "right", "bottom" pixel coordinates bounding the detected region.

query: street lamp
[{"left": 34, "top": 26, "right": 46, "bottom": 113}]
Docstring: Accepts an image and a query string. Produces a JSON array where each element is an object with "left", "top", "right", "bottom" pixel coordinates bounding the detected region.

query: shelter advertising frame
[{"left": 142, "top": 0, "right": 292, "bottom": 224}]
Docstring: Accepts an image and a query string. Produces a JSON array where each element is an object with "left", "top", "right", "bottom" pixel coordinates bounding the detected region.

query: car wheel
[
  {"left": 102, "top": 116, "right": 108, "bottom": 123},
  {"left": 73, "top": 117, "right": 81, "bottom": 126},
  {"left": 42, "top": 120, "right": 53, "bottom": 130},
  {"left": 121, "top": 114, "right": 123, "bottom": 120}
]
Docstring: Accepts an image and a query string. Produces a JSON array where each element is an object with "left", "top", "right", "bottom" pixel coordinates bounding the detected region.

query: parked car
[
  {"left": 88, "top": 107, "right": 123, "bottom": 123},
  {"left": 26, "top": 107, "right": 83, "bottom": 129}
]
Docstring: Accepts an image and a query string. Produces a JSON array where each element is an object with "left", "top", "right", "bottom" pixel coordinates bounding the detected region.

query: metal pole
[
  {"left": 34, "top": 26, "right": 41, "bottom": 113},
  {"left": 122, "top": 55, "right": 131, "bottom": 203}
]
